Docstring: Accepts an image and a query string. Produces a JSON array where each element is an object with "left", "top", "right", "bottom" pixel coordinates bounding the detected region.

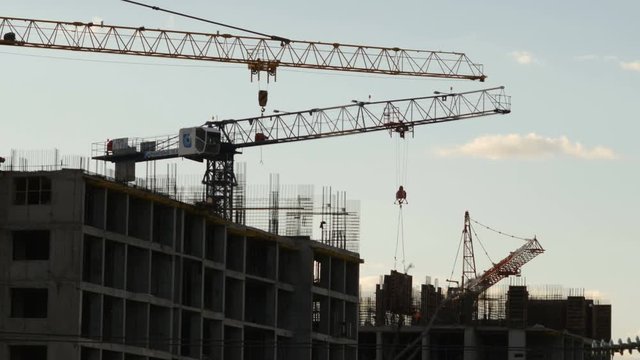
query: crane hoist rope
[
  {"left": 392, "top": 119, "right": 410, "bottom": 272},
  {"left": 393, "top": 206, "right": 406, "bottom": 272}
]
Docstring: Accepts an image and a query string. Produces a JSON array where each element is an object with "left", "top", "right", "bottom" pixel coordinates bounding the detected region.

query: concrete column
[
  {"left": 508, "top": 329, "right": 526, "bottom": 360},
  {"left": 464, "top": 327, "right": 478, "bottom": 360},
  {"left": 376, "top": 331, "right": 383, "bottom": 360},
  {"left": 552, "top": 335, "right": 564, "bottom": 360},
  {"left": 573, "top": 339, "right": 584, "bottom": 360},
  {"left": 422, "top": 333, "right": 430, "bottom": 360}
]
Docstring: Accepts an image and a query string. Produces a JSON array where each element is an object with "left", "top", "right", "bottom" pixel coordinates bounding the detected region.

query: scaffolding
[
  {"left": 360, "top": 277, "right": 609, "bottom": 330},
  {"left": 3, "top": 149, "right": 360, "bottom": 251}
]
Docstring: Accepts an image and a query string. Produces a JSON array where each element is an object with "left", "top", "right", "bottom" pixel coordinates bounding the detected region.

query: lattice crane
[
  {"left": 460, "top": 211, "right": 545, "bottom": 296},
  {"left": 92, "top": 88, "right": 510, "bottom": 219},
  {"left": 393, "top": 212, "right": 543, "bottom": 360},
  {"left": 465, "top": 236, "right": 544, "bottom": 296}
]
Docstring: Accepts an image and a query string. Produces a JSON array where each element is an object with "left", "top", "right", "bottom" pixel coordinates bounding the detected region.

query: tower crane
[
  {"left": 93, "top": 87, "right": 510, "bottom": 219},
  {"left": 0, "top": 14, "right": 507, "bottom": 219},
  {"left": 0, "top": 16, "right": 486, "bottom": 82}
]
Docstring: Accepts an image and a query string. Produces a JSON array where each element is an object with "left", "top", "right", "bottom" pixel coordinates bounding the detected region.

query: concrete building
[
  {"left": 0, "top": 169, "right": 361, "bottom": 360},
  {"left": 359, "top": 280, "right": 612, "bottom": 360}
]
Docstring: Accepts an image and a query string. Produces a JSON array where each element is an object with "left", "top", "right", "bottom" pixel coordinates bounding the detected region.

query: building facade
[
  {"left": 359, "top": 281, "right": 612, "bottom": 360},
  {"left": 0, "top": 169, "right": 361, "bottom": 360}
]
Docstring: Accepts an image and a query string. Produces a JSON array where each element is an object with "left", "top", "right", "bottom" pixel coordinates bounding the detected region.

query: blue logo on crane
[{"left": 182, "top": 133, "right": 192, "bottom": 148}]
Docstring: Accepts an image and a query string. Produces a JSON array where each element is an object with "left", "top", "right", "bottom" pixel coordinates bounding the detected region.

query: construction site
[{"left": 1, "top": 3, "right": 638, "bottom": 360}]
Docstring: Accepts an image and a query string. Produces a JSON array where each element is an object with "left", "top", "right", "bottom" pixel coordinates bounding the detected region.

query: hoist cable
[
  {"left": 394, "top": 207, "right": 404, "bottom": 271},
  {"left": 469, "top": 223, "right": 494, "bottom": 265},
  {"left": 121, "top": 0, "right": 291, "bottom": 43},
  {"left": 470, "top": 218, "right": 531, "bottom": 241},
  {"left": 400, "top": 207, "right": 406, "bottom": 272},
  {"left": 448, "top": 232, "right": 464, "bottom": 285}
]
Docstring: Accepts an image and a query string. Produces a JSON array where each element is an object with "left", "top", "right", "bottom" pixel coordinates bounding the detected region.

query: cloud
[
  {"left": 620, "top": 61, "right": 640, "bottom": 72},
  {"left": 436, "top": 133, "right": 618, "bottom": 160},
  {"left": 510, "top": 51, "right": 536, "bottom": 65}
]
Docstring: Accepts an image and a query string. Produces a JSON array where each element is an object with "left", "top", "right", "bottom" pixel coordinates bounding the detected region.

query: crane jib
[{"left": 0, "top": 16, "right": 487, "bottom": 80}]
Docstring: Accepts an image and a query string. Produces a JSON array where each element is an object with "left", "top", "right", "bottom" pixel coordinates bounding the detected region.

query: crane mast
[{"left": 0, "top": 16, "right": 486, "bottom": 81}]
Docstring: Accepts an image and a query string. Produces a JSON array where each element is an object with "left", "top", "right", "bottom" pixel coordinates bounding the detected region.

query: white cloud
[
  {"left": 510, "top": 51, "right": 536, "bottom": 65},
  {"left": 620, "top": 61, "right": 640, "bottom": 72},
  {"left": 436, "top": 133, "right": 618, "bottom": 160}
]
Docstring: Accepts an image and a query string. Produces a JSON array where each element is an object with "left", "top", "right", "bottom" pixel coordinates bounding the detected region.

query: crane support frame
[{"left": 0, "top": 16, "right": 486, "bottom": 80}]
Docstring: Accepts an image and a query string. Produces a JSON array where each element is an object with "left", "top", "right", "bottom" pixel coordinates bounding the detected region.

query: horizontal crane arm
[
  {"left": 0, "top": 16, "right": 486, "bottom": 80},
  {"left": 212, "top": 86, "right": 510, "bottom": 147}
]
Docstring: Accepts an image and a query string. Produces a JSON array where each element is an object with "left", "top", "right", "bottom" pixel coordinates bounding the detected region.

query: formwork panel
[{"left": 381, "top": 270, "right": 413, "bottom": 316}]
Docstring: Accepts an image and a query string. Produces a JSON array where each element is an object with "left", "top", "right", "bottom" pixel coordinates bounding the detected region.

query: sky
[{"left": 1, "top": 0, "right": 639, "bottom": 355}]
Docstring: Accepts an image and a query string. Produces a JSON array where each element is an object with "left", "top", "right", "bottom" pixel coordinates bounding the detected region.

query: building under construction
[
  {"left": 0, "top": 168, "right": 362, "bottom": 360},
  {"left": 357, "top": 211, "right": 612, "bottom": 360},
  {"left": 359, "top": 273, "right": 612, "bottom": 360}
]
